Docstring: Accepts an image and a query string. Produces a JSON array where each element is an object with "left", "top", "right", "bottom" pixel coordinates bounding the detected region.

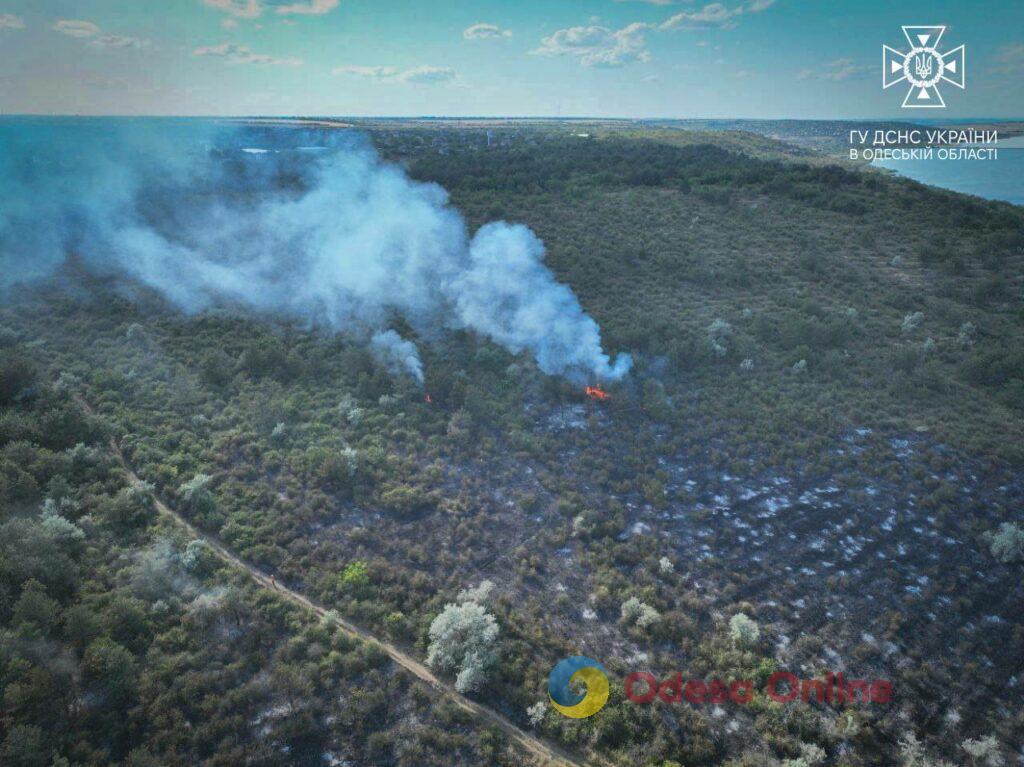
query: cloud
[
  {"left": 221, "top": 18, "right": 239, "bottom": 29},
  {"left": 660, "top": 0, "right": 772, "bottom": 30},
  {"left": 201, "top": 0, "right": 341, "bottom": 17},
  {"left": 52, "top": 19, "right": 149, "bottom": 50},
  {"left": 798, "top": 57, "right": 870, "bottom": 81},
  {"left": 273, "top": 0, "right": 340, "bottom": 15},
  {"left": 0, "top": 13, "right": 25, "bottom": 31},
  {"left": 201, "top": 0, "right": 262, "bottom": 18},
  {"left": 333, "top": 65, "right": 456, "bottom": 84},
  {"left": 52, "top": 19, "right": 101, "bottom": 38},
  {"left": 193, "top": 42, "right": 302, "bottom": 65},
  {"left": 660, "top": 3, "right": 742, "bottom": 30},
  {"left": 399, "top": 66, "right": 457, "bottom": 84},
  {"left": 334, "top": 65, "right": 398, "bottom": 78},
  {"left": 90, "top": 34, "right": 151, "bottom": 50},
  {"left": 531, "top": 22, "right": 652, "bottom": 68},
  {"left": 464, "top": 23, "right": 511, "bottom": 40}
]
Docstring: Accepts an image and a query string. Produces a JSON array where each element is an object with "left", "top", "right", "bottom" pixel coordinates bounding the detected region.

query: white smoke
[
  {"left": 370, "top": 329, "right": 424, "bottom": 384},
  {"left": 0, "top": 120, "right": 631, "bottom": 382}
]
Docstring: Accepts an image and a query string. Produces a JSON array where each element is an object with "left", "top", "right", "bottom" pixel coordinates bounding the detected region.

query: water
[{"left": 873, "top": 135, "right": 1024, "bottom": 206}]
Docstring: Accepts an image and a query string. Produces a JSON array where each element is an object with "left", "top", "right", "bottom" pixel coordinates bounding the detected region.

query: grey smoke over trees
[{"left": 0, "top": 119, "right": 631, "bottom": 383}]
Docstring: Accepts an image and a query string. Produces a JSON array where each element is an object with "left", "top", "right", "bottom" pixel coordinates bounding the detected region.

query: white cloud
[
  {"left": 660, "top": 0, "right": 771, "bottom": 30},
  {"left": 52, "top": 19, "right": 149, "bottom": 50},
  {"left": 0, "top": 13, "right": 25, "bottom": 31},
  {"left": 798, "top": 57, "right": 870, "bottom": 82},
  {"left": 660, "top": 3, "right": 742, "bottom": 30},
  {"left": 534, "top": 0, "right": 774, "bottom": 69},
  {"left": 333, "top": 65, "right": 457, "bottom": 84},
  {"left": 52, "top": 19, "right": 101, "bottom": 38},
  {"left": 334, "top": 65, "right": 398, "bottom": 78},
  {"left": 200, "top": 0, "right": 341, "bottom": 18},
  {"left": 193, "top": 42, "right": 302, "bottom": 65},
  {"left": 274, "top": 0, "right": 340, "bottom": 15},
  {"left": 201, "top": 0, "right": 262, "bottom": 18},
  {"left": 221, "top": 18, "right": 239, "bottom": 29},
  {"left": 90, "top": 34, "right": 151, "bottom": 50},
  {"left": 531, "top": 22, "right": 652, "bottom": 68},
  {"left": 464, "top": 23, "right": 511, "bottom": 40},
  {"left": 399, "top": 66, "right": 457, "bottom": 84}
]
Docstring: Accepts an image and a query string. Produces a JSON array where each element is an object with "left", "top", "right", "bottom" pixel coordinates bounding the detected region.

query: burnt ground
[{"left": 269, "top": 394, "right": 1024, "bottom": 757}]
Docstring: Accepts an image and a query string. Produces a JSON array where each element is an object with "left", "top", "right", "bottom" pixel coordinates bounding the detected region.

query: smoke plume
[
  {"left": 370, "top": 329, "right": 424, "bottom": 384},
  {"left": 0, "top": 118, "right": 631, "bottom": 382}
]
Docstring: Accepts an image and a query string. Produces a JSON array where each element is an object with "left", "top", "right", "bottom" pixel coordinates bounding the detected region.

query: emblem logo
[{"left": 883, "top": 26, "right": 965, "bottom": 108}]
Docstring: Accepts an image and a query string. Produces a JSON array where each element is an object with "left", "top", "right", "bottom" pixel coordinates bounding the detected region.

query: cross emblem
[{"left": 883, "top": 26, "right": 965, "bottom": 108}]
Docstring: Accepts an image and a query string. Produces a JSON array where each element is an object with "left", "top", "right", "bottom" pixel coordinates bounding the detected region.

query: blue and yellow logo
[{"left": 548, "top": 656, "right": 609, "bottom": 718}]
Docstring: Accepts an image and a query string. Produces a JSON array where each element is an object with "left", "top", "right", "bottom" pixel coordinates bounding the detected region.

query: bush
[
  {"left": 527, "top": 701, "right": 547, "bottom": 728},
  {"left": 707, "top": 319, "right": 733, "bottom": 358},
  {"left": 901, "top": 312, "right": 925, "bottom": 334},
  {"left": 178, "top": 474, "right": 215, "bottom": 514},
  {"left": 961, "top": 735, "right": 1005, "bottom": 767},
  {"left": 986, "top": 523, "right": 1024, "bottom": 564},
  {"left": 339, "top": 560, "right": 370, "bottom": 593},
  {"left": 0, "top": 354, "right": 38, "bottom": 405},
  {"left": 621, "top": 596, "right": 660, "bottom": 628},
  {"left": 729, "top": 613, "right": 760, "bottom": 648}
]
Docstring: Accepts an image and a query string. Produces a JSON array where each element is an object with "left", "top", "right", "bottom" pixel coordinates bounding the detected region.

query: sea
[{"left": 872, "top": 134, "right": 1024, "bottom": 206}]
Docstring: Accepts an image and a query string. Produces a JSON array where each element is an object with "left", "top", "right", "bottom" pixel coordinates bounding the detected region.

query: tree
[
  {"left": 99, "top": 487, "right": 151, "bottom": 531},
  {"left": 1, "top": 724, "right": 49, "bottom": 767},
  {"left": 427, "top": 601, "right": 499, "bottom": 693},
  {"left": 0, "top": 354, "right": 38, "bottom": 406},
  {"left": 962, "top": 735, "right": 1005, "bottom": 767},
  {"left": 0, "top": 518, "right": 77, "bottom": 595},
  {"left": 986, "top": 523, "right": 1024, "bottom": 564},
  {"left": 81, "top": 637, "right": 138, "bottom": 707},
  {"left": 12, "top": 579, "right": 60, "bottom": 635}
]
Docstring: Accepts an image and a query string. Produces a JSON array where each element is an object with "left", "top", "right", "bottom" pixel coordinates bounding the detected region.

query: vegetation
[{"left": 2, "top": 121, "right": 1023, "bottom": 765}]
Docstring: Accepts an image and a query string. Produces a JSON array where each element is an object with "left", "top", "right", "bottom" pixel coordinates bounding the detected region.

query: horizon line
[{"left": 2, "top": 113, "right": 1023, "bottom": 122}]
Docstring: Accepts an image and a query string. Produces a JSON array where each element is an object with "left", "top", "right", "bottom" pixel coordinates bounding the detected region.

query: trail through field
[{"left": 78, "top": 397, "right": 607, "bottom": 767}]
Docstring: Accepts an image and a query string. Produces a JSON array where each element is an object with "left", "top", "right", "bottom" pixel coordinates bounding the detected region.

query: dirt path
[{"left": 83, "top": 399, "right": 608, "bottom": 767}]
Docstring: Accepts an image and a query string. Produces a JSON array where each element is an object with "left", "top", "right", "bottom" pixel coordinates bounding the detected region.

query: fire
[
  {"left": 585, "top": 385, "right": 610, "bottom": 401},
  {"left": 424, "top": 393, "right": 433, "bottom": 404}
]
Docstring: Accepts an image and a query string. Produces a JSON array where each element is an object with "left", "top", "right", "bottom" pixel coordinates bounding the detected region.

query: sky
[{"left": 0, "top": 0, "right": 1022, "bottom": 118}]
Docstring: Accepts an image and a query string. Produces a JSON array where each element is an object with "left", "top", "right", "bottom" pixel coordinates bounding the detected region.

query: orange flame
[
  {"left": 424, "top": 393, "right": 433, "bottom": 404},
  {"left": 585, "top": 385, "right": 610, "bottom": 401}
]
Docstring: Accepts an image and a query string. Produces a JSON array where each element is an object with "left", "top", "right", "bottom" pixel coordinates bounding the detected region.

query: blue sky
[{"left": 0, "top": 0, "right": 1021, "bottom": 117}]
